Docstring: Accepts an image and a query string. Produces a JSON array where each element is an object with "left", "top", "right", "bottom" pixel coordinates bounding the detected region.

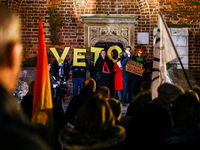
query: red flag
[
  {"left": 32, "top": 18, "right": 53, "bottom": 126},
  {"left": 32, "top": 18, "right": 55, "bottom": 148}
]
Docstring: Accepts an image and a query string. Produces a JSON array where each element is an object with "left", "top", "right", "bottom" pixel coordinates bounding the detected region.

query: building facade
[{"left": 1, "top": 0, "right": 200, "bottom": 96}]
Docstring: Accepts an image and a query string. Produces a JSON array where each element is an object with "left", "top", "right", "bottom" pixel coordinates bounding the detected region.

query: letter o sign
[{"left": 107, "top": 45, "right": 122, "bottom": 63}]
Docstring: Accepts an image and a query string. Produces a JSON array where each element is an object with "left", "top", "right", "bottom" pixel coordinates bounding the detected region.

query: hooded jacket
[{"left": 120, "top": 52, "right": 137, "bottom": 77}]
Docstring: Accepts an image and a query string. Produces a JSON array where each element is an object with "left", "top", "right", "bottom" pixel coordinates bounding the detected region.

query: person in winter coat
[
  {"left": 59, "top": 94, "right": 126, "bottom": 150},
  {"left": 70, "top": 53, "right": 88, "bottom": 96},
  {"left": 127, "top": 83, "right": 184, "bottom": 148},
  {"left": 134, "top": 49, "right": 147, "bottom": 96},
  {"left": 21, "top": 81, "right": 35, "bottom": 120},
  {"left": 113, "top": 58, "right": 123, "bottom": 101},
  {"left": 126, "top": 81, "right": 152, "bottom": 117},
  {"left": 0, "top": 7, "right": 50, "bottom": 150},
  {"left": 97, "top": 86, "right": 123, "bottom": 123},
  {"left": 120, "top": 46, "right": 137, "bottom": 105},
  {"left": 52, "top": 59, "right": 70, "bottom": 81},
  {"left": 161, "top": 91, "right": 200, "bottom": 147},
  {"left": 95, "top": 50, "right": 113, "bottom": 91},
  {"left": 64, "top": 77, "right": 96, "bottom": 125}
]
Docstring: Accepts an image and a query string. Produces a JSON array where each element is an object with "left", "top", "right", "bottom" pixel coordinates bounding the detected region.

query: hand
[{"left": 142, "top": 68, "right": 145, "bottom": 73}]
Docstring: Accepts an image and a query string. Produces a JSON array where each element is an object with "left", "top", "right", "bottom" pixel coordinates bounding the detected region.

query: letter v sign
[{"left": 50, "top": 47, "right": 70, "bottom": 63}]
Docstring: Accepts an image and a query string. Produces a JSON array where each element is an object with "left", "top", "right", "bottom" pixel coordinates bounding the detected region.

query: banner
[
  {"left": 50, "top": 46, "right": 122, "bottom": 67},
  {"left": 152, "top": 12, "right": 179, "bottom": 99},
  {"left": 32, "top": 18, "right": 55, "bottom": 148},
  {"left": 126, "top": 59, "right": 143, "bottom": 76}
]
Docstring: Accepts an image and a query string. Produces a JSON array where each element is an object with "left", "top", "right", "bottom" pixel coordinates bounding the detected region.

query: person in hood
[
  {"left": 59, "top": 94, "right": 126, "bottom": 150},
  {"left": 95, "top": 50, "right": 113, "bottom": 91}
]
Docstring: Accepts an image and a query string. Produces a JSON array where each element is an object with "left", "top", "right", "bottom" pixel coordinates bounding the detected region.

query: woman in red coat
[{"left": 113, "top": 58, "right": 123, "bottom": 101}]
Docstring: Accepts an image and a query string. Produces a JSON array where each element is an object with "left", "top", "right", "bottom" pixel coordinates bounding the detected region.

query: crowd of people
[{"left": 2, "top": 6, "right": 200, "bottom": 150}]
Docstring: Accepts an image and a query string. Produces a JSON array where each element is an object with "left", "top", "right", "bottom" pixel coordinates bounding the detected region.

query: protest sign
[{"left": 126, "top": 59, "right": 143, "bottom": 76}]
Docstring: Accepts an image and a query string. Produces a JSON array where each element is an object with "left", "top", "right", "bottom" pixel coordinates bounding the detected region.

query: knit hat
[{"left": 158, "top": 83, "right": 184, "bottom": 104}]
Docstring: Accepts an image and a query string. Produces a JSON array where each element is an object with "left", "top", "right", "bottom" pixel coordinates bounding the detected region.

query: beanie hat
[{"left": 158, "top": 83, "right": 184, "bottom": 104}]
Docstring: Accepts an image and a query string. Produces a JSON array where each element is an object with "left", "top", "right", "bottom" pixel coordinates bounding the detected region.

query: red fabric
[
  {"left": 32, "top": 18, "right": 52, "bottom": 119},
  {"left": 113, "top": 61, "right": 123, "bottom": 91}
]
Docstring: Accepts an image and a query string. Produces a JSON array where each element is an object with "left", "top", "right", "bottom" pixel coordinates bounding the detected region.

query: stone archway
[{"left": 81, "top": 14, "right": 139, "bottom": 48}]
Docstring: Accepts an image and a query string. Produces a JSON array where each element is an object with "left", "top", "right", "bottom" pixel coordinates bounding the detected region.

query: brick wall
[
  {"left": 157, "top": 0, "right": 200, "bottom": 84},
  {"left": 1, "top": 0, "right": 200, "bottom": 95}
]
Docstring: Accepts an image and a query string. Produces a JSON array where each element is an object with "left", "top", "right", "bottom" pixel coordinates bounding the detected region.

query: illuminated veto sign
[
  {"left": 126, "top": 59, "right": 143, "bottom": 76},
  {"left": 50, "top": 45, "right": 122, "bottom": 66}
]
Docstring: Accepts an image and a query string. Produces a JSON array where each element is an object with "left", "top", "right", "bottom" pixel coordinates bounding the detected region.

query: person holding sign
[
  {"left": 120, "top": 46, "right": 137, "bottom": 105},
  {"left": 95, "top": 50, "right": 113, "bottom": 91},
  {"left": 134, "top": 49, "right": 147, "bottom": 96}
]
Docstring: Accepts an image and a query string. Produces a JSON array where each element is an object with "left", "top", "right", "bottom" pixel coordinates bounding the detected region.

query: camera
[{"left": 52, "top": 78, "right": 70, "bottom": 101}]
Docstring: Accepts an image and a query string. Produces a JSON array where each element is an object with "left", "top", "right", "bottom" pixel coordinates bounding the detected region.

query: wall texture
[{"left": 1, "top": 0, "right": 200, "bottom": 95}]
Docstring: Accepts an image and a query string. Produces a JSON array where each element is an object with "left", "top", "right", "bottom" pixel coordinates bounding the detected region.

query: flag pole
[{"left": 159, "top": 12, "right": 192, "bottom": 90}]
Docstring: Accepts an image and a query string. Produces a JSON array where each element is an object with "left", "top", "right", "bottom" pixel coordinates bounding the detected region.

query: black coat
[
  {"left": 95, "top": 55, "right": 113, "bottom": 74},
  {"left": 95, "top": 55, "right": 113, "bottom": 90},
  {"left": 21, "top": 94, "right": 33, "bottom": 120},
  {"left": 64, "top": 89, "right": 95, "bottom": 125},
  {"left": 52, "top": 60, "right": 70, "bottom": 80},
  {"left": 127, "top": 102, "right": 172, "bottom": 147},
  {"left": 0, "top": 85, "right": 50, "bottom": 150},
  {"left": 70, "top": 59, "right": 88, "bottom": 78}
]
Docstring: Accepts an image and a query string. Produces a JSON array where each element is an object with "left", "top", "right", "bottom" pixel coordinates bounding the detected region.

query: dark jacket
[
  {"left": 70, "top": 59, "right": 88, "bottom": 78},
  {"left": 0, "top": 85, "right": 50, "bottom": 150},
  {"left": 52, "top": 60, "right": 70, "bottom": 80},
  {"left": 161, "top": 125, "right": 200, "bottom": 147},
  {"left": 59, "top": 125, "right": 126, "bottom": 150},
  {"left": 127, "top": 102, "right": 172, "bottom": 147},
  {"left": 95, "top": 55, "right": 113, "bottom": 77},
  {"left": 120, "top": 53, "right": 137, "bottom": 77},
  {"left": 95, "top": 55, "right": 113, "bottom": 90},
  {"left": 64, "top": 89, "right": 95, "bottom": 125},
  {"left": 126, "top": 90, "right": 152, "bottom": 117},
  {"left": 21, "top": 94, "right": 33, "bottom": 120},
  {"left": 89, "top": 60, "right": 96, "bottom": 80}
]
